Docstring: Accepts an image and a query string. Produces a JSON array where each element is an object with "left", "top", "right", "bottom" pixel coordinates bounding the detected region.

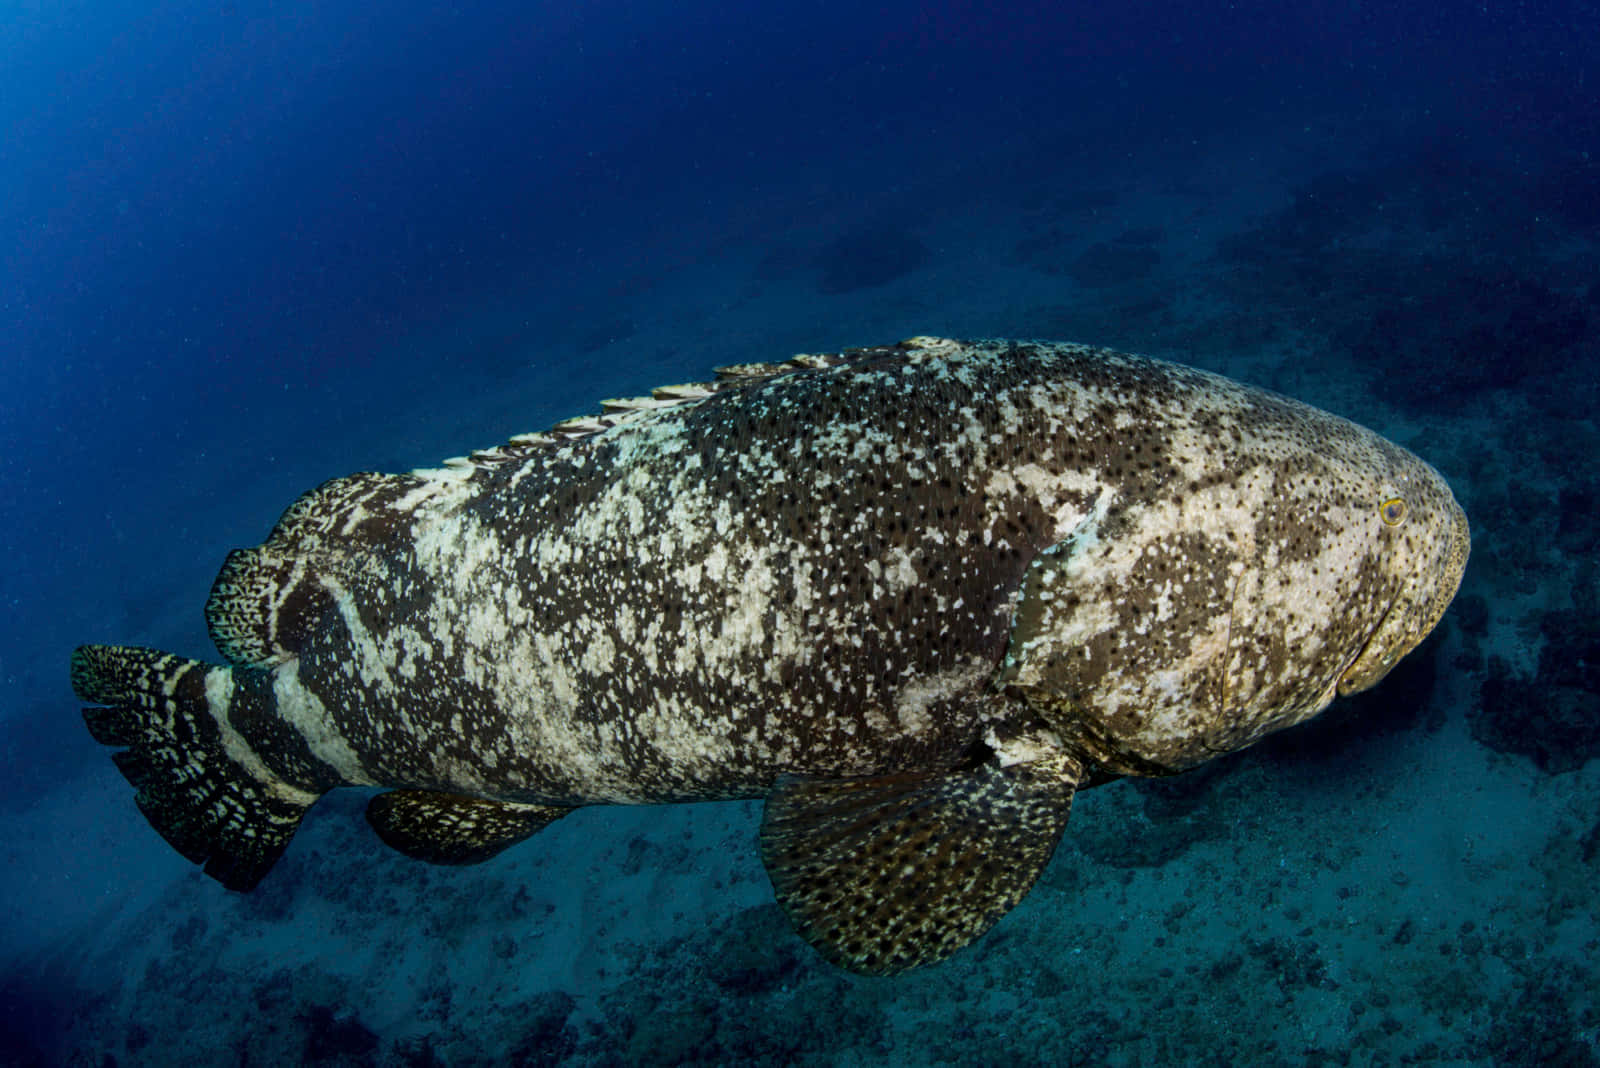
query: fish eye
[{"left": 1380, "top": 497, "right": 1407, "bottom": 526}]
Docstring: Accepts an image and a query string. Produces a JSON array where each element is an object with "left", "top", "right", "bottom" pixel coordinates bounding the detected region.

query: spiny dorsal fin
[
  {"left": 365, "top": 790, "right": 569, "bottom": 866},
  {"left": 206, "top": 338, "right": 949, "bottom": 668},
  {"left": 759, "top": 728, "right": 1082, "bottom": 975},
  {"left": 410, "top": 342, "right": 919, "bottom": 479}
]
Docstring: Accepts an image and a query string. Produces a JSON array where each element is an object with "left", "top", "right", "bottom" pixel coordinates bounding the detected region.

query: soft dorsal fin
[
  {"left": 418, "top": 346, "right": 863, "bottom": 470},
  {"left": 365, "top": 790, "right": 569, "bottom": 866},
  {"left": 759, "top": 727, "right": 1082, "bottom": 975},
  {"left": 206, "top": 470, "right": 433, "bottom": 667}
]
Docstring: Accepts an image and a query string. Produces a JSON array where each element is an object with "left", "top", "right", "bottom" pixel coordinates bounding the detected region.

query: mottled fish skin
[
  {"left": 72, "top": 336, "right": 1468, "bottom": 969},
  {"left": 203, "top": 337, "right": 1465, "bottom": 800}
]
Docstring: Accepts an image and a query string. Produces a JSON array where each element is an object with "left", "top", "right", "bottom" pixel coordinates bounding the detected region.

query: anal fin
[
  {"left": 365, "top": 790, "right": 569, "bottom": 866},
  {"left": 759, "top": 730, "right": 1081, "bottom": 975}
]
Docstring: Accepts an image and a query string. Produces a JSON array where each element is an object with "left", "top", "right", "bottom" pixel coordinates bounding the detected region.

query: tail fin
[{"left": 70, "top": 645, "right": 320, "bottom": 890}]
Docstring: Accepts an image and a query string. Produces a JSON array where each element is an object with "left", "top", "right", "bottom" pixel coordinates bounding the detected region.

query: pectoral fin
[
  {"left": 759, "top": 730, "right": 1081, "bottom": 975},
  {"left": 365, "top": 790, "right": 569, "bottom": 866}
]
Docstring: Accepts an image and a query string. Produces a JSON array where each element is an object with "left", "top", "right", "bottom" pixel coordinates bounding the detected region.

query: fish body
[{"left": 72, "top": 337, "right": 1468, "bottom": 973}]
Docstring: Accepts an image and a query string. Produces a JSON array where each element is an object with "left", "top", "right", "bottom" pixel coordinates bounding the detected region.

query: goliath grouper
[{"left": 72, "top": 337, "right": 1469, "bottom": 974}]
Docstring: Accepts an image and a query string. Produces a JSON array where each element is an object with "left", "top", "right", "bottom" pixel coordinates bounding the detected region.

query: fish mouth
[{"left": 1336, "top": 592, "right": 1405, "bottom": 697}]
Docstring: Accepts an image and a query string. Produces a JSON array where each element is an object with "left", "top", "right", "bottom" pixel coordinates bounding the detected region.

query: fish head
[
  {"left": 1331, "top": 449, "right": 1470, "bottom": 696},
  {"left": 998, "top": 379, "right": 1469, "bottom": 775},
  {"left": 1209, "top": 425, "right": 1470, "bottom": 729}
]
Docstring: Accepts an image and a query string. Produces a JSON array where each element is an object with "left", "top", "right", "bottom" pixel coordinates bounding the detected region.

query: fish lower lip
[{"left": 1337, "top": 593, "right": 1401, "bottom": 695}]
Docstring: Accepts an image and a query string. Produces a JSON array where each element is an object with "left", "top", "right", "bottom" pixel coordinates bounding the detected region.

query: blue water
[{"left": 3, "top": 2, "right": 1597, "bottom": 1064}]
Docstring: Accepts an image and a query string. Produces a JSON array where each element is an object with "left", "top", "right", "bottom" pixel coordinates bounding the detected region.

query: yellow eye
[{"left": 1380, "top": 498, "right": 1407, "bottom": 526}]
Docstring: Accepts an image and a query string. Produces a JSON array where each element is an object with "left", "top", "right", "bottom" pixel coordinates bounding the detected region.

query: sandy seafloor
[{"left": 4, "top": 101, "right": 1599, "bottom": 1066}]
